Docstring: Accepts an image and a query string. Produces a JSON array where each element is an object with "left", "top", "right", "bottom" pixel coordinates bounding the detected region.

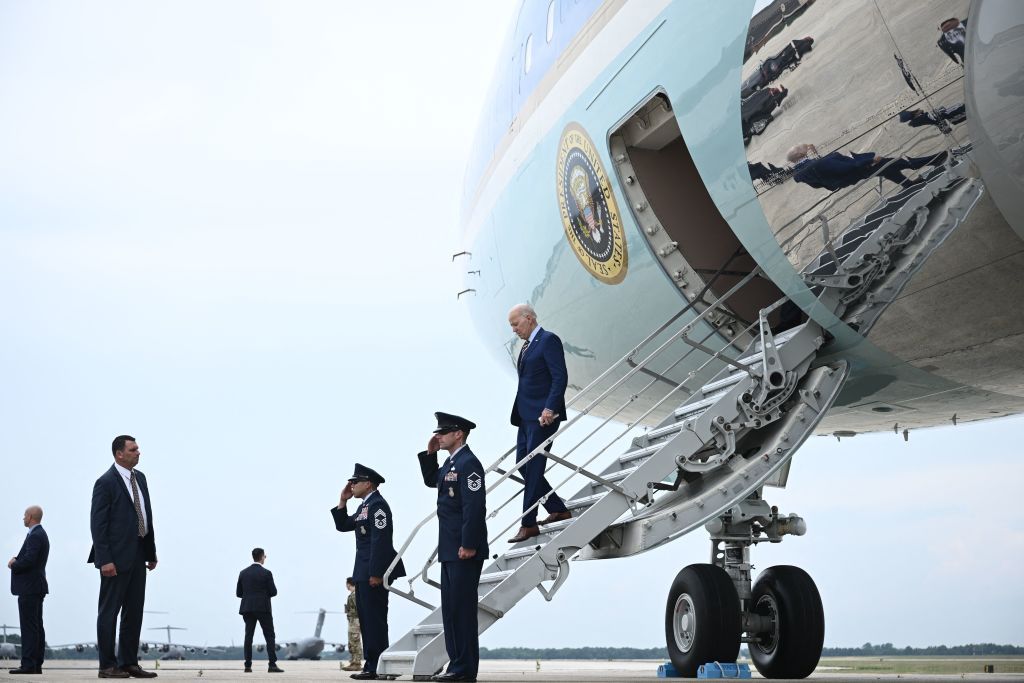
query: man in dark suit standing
[
  {"left": 236, "top": 548, "right": 283, "bottom": 674},
  {"left": 331, "top": 463, "right": 406, "bottom": 681},
  {"left": 418, "top": 412, "right": 487, "bottom": 683},
  {"left": 88, "top": 435, "right": 158, "bottom": 679},
  {"left": 7, "top": 505, "right": 49, "bottom": 675},
  {"left": 507, "top": 303, "right": 572, "bottom": 543}
]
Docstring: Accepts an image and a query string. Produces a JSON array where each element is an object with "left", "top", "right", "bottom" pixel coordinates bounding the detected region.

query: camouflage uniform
[{"left": 345, "top": 590, "right": 362, "bottom": 667}]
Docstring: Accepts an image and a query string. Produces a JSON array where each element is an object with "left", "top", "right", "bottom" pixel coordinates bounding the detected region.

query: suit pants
[
  {"left": 516, "top": 421, "right": 568, "bottom": 527},
  {"left": 440, "top": 559, "right": 482, "bottom": 677},
  {"left": 354, "top": 581, "right": 389, "bottom": 674},
  {"left": 96, "top": 541, "right": 147, "bottom": 670},
  {"left": 242, "top": 613, "right": 277, "bottom": 666},
  {"left": 17, "top": 594, "right": 45, "bottom": 670}
]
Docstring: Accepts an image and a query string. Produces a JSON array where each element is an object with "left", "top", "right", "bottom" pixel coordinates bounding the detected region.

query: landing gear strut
[{"left": 662, "top": 490, "right": 824, "bottom": 679}]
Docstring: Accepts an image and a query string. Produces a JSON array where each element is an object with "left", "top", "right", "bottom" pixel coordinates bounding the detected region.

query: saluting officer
[
  {"left": 418, "top": 412, "right": 488, "bottom": 683},
  {"left": 331, "top": 463, "right": 406, "bottom": 681}
]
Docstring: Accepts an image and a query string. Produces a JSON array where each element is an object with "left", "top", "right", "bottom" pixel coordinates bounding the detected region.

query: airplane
[
  {"left": 375, "top": 0, "right": 1024, "bottom": 680},
  {"left": 0, "top": 624, "right": 18, "bottom": 660},
  {"left": 261, "top": 608, "right": 344, "bottom": 661},
  {"left": 145, "top": 625, "right": 222, "bottom": 660}
]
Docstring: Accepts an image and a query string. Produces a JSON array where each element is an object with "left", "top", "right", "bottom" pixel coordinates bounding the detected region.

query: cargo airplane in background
[{"left": 376, "top": 0, "right": 1024, "bottom": 680}]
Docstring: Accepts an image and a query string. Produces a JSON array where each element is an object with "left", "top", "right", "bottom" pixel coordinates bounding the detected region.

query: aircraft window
[
  {"left": 546, "top": 1, "right": 555, "bottom": 43},
  {"left": 524, "top": 34, "right": 533, "bottom": 73}
]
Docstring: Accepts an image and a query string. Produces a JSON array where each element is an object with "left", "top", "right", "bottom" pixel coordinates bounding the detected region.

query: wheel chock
[{"left": 697, "top": 662, "right": 751, "bottom": 679}]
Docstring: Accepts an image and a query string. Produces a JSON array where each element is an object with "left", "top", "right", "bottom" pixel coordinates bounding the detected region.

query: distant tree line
[
  {"left": 480, "top": 646, "right": 666, "bottom": 660},
  {"left": 821, "top": 643, "right": 1024, "bottom": 657}
]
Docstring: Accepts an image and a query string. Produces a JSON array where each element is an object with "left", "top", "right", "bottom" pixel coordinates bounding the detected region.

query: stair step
[
  {"left": 617, "top": 443, "right": 661, "bottom": 465},
  {"left": 699, "top": 369, "right": 752, "bottom": 396},
  {"left": 598, "top": 465, "right": 639, "bottom": 485},
  {"left": 502, "top": 546, "right": 542, "bottom": 561},
  {"left": 412, "top": 624, "right": 443, "bottom": 636},
  {"left": 480, "top": 569, "right": 516, "bottom": 584},
  {"left": 644, "top": 420, "right": 686, "bottom": 441},
  {"left": 566, "top": 492, "right": 605, "bottom": 510},
  {"left": 675, "top": 389, "right": 732, "bottom": 420},
  {"left": 378, "top": 650, "right": 416, "bottom": 662}
]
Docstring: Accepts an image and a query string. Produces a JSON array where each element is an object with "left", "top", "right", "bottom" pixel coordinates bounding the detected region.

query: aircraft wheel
[
  {"left": 749, "top": 565, "right": 824, "bottom": 679},
  {"left": 664, "top": 563, "right": 741, "bottom": 677}
]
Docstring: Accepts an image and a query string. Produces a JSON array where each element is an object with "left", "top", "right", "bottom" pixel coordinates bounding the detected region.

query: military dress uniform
[
  {"left": 418, "top": 413, "right": 488, "bottom": 681},
  {"left": 331, "top": 464, "right": 406, "bottom": 678}
]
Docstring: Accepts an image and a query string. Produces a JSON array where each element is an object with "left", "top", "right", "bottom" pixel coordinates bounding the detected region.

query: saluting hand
[
  {"left": 427, "top": 434, "right": 440, "bottom": 454},
  {"left": 340, "top": 482, "right": 354, "bottom": 506}
]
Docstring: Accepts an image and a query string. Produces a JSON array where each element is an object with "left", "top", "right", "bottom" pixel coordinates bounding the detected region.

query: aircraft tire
[
  {"left": 749, "top": 565, "right": 824, "bottom": 679},
  {"left": 664, "top": 563, "right": 741, "bottom": 677}
]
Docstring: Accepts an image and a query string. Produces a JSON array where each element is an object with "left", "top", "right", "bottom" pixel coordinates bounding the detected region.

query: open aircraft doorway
[{"left": 609, "top": 91, "right": 792, "bottom": 348}]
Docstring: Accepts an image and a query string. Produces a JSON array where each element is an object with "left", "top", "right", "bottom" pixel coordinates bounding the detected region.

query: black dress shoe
[
  {"left": 243, "top": 666, "right": 252, "bottom": 673},
  {"left": 432, "top": 674, "right": 476, "bottom": 682},
  {"left": 267, "top": 664, "right": 284, "bottom": 673},
  {"left": 8, "top": 668, "right": 41, "bottom": 674},
  {"left": 120, "top": 665, "right": 157, "bottom": 678},
  {"left": 349, "top": 673, "right": 378, "bottom": 680},
  {"left": 98, "top": 668, "right": 130, "bottom": 679}
]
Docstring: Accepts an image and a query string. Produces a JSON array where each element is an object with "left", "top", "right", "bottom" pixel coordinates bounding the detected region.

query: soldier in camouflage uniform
[{"left": 343, "top": 577, "right": 362, "bottom": 672}]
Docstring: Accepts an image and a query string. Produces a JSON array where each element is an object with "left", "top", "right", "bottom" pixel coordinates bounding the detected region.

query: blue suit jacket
[
  {"left": 331, "top": 490, "right": 406, "bottom": 582},
  {"left": 418, "top": 445, "right": 488, "bottom": 562},
  {"left": 511, "top": 327, "right": 568, "bottom": 426},
  {"left": 10, "top": 525, "right": 49, "bottom": 596},
  {"left": 88, "top": 464, "right": 157, "bottom": 571},
  {"left": 793, "top": 152, "right": 877, "bottom": 192},
  {"left": 236, "top": 563, "right": 277, "bottom": 615}
]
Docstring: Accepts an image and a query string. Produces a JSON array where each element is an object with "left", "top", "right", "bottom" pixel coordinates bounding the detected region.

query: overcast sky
[{"left": 1, "top": 1, "right": 1021, "bottom": 654}]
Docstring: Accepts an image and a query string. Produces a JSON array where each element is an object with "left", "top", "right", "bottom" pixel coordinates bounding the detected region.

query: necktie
[
  {"left": 130, "top": 470, "right": 146, "bottom": 537},
  {"left": 517, "top": 339, "right": 530, "bottom": 371}
]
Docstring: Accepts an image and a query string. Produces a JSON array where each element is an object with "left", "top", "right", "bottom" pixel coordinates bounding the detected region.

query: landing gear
[
  {"left": 664, "top": 564, "right": 740, "bottom": 677},
  {"left": 663, "top": 491, "right": 825, "bottom": 679},
  {"left": 749, "top": 566, "right": 824, "bottom": 679}
]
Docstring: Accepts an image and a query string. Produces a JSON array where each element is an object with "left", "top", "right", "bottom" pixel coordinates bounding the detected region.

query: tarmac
[{"left": 10, "top": 660, "right": 1024, "bottom": 682}]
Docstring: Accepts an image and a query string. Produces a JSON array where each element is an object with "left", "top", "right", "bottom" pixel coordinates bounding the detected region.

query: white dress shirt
[{"left": 113, "top": 462, "right": 149, "bottom": 534}]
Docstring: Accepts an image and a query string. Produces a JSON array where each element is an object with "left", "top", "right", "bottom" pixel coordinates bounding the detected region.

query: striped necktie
[
  {"left": 129, "top": 470, "right": 146, "bottom": 537},
  {"left": 517, "top": 339, "right": 530, "bottom": 371}
]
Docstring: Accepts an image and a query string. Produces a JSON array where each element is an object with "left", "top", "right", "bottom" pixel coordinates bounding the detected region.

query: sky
[{"left": 1, "top": 0, "right": 1022, "bottom": 654}]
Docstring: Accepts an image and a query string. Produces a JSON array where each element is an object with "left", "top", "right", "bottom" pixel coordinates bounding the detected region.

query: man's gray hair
[{"left": 510, "top": 303, "right": 537, "bottom": 320}]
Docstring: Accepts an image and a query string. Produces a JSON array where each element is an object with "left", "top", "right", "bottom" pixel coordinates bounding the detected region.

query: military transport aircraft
[
  {"left": 0, "top": 625, "right": 18, "bottom": 660},
  {"left": 259, "top": 609, "right": 344, "bottom": 661},
  {"left": 373, "top": 0, "right": 1024, "bottom": 680}
]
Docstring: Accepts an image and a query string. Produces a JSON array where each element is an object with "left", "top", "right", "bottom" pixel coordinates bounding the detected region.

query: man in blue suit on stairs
[
  {"left": 7, "top": 505, "right": 49, "bottom": 675},
  {"left": 507, "top": 303, "right": 572, "bottom": 544}
]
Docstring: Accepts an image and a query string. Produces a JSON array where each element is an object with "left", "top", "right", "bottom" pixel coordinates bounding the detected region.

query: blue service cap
[
  {"left": 348, "top": 462, "right": 385, "bottom": 485},
  {"left": 433, "top": 412, "right": 476, "bottom": 434}
]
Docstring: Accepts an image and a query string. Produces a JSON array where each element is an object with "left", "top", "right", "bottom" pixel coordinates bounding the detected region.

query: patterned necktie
[
  {"left": 129, "top": 470, "right": 146, "bottom": 537},
  {"left": 517, "top": 339, "right": 530, "bottom": 371}
]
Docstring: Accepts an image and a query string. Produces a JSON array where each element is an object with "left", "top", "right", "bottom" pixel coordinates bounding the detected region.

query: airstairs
[{"left": 377, "top": 154, "right": 982, "bottom": 680}]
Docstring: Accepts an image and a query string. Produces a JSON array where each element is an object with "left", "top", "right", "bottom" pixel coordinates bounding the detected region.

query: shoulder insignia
[
  {"left": 467, "top": 471, "right": 482, "bottom": 492},
  {"left": 374, "top": 509, "right": 387, "bottom": 529}
]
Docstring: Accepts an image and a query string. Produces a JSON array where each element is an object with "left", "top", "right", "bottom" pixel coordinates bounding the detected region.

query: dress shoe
[
  {"left": 507, "top": 525, "right": 539, "bottom": 543},
  {"left": 538, "top": 511, "right": 571, "bottom": 525},
  {"left": 8, "top": 668, "right": 41, "bottom": 674},
  {"left": 350, "top": 673, "right": 378, "bottom": 680},
  {"left": 243, "top": 666, "right": 252, "bottom": 673},
  {"left": 121, "top": 665, "right": 157, "bottom": 678},
  {"left": 267, "top": 664, "right": 284, "bottom": 673},
  {"left": 432, "top": 674, "right": 477, "bottom": 682},
  {"left": 98, "top": 669, "right": 130, "bottom": 679}
]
